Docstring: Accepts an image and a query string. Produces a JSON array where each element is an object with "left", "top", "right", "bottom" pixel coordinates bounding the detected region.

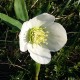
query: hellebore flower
[{"left": 19, "top": 13, "right": 67, "bottom": 64}]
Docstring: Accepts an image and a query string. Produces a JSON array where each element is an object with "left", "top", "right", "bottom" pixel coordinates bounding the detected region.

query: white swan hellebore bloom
[{"left": 19, "top": 13, "right": 67, "bottom": 64}]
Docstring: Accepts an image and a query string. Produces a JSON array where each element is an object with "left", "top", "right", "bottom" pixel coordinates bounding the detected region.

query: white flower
[{"left": 19, "top": 13, "right": 67, "bottom": 64}]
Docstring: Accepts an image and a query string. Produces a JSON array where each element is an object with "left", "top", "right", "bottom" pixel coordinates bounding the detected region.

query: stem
[
  {"left": 35, "top": 62, "right": 41, "bottom": 80},
  {"left": 35, "top": 76, "right": 38, "bottom": 80}
]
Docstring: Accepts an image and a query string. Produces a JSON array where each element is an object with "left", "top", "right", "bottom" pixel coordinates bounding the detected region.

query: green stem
[
  {"left": 35, "top": 76, "right": 38, "bottom": 80},
  {"left": 35, "top": 62, "right": 41, "bottom": 80}
]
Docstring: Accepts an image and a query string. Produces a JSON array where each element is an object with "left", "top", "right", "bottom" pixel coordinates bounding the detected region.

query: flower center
[{"left": 27, "top": 27, "right": 48, "bottom": 45}]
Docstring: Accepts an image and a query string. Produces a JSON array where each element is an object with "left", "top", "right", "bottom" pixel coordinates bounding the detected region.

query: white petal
[
  {"left": 44, "top": 22, "right": 67, "bottom": 52},
  {"left": 19, "top": 35, "right": 27, "bottom": 52},
  {"left": 27, "top": 43, "right": 51, "bottom": 64},
  {"left": 19, "top": 21, "right": 32, "bottom": 52},
  {"left": 29, "top": 13, "right": 55, "bottom": 27},
  {"left": 20, "top": 21, "right": 32, "bottom": 36}
]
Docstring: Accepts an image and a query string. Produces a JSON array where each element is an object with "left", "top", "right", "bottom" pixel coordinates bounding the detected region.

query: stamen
[{"left": 27, "top": 27, "right": 48, "bottom": 45}]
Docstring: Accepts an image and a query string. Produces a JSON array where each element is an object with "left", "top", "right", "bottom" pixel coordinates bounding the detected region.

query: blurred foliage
[{"left": 0, "top": 0, "right": 80, "bottom": 80}]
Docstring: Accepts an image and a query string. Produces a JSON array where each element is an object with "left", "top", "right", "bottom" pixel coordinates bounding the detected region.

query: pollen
[{"left": 27, "top": 27, "right": 48, "bottom": 45}]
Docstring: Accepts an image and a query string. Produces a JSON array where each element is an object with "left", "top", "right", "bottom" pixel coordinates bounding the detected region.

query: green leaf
[
  {"left": 14, "top": 0, "right": 29, "bottom": 21},
  {"left": 0, "top": 13, "right": 22, "bottom": 30},
  {"left": 41, "top": 2, "right": 51, "bottom": 13},
  {"left": 60, "top": 0, "right": 71, "bottom": 15}
]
